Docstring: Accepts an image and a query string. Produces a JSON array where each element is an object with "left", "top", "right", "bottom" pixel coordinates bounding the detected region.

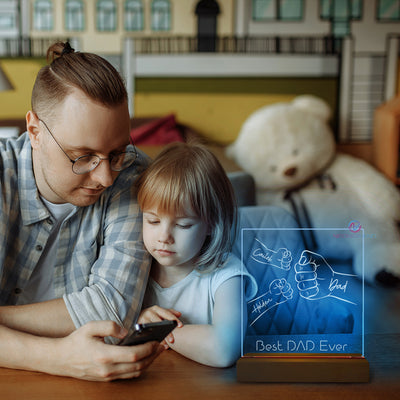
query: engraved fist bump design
[
  {"left": 294, "top": 250, "right": 357, "bottom": 305},
  {"left": 251, "top": 238, "right": 292, "bottom": 270},
  {"left": 249, "top": 278, "right": 293, "bottom": 326},
  {"left": 248, "top": 241, "right": 358, "bottom": 325}
]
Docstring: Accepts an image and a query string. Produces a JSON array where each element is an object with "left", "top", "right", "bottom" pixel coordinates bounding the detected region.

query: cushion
[
  {"left": 130, "top": 114, "right": 184, "bottom": 146},
  {"left": 227, "top": 171, "right": 256, "bottom": 207}
]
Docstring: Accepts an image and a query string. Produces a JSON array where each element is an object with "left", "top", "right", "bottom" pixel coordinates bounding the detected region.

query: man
[{"left": 0, "top": 42, "right": 161, "bottom": 381}]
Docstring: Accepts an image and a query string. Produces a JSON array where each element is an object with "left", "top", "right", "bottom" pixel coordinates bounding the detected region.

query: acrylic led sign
[{"left": 236, "top": 225, "right": 369, "bottom": 382}]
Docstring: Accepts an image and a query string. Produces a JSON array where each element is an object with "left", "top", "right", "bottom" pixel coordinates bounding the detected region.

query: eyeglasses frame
[{"left": 37, "top": 117, "right": 137, "bottom": 175}]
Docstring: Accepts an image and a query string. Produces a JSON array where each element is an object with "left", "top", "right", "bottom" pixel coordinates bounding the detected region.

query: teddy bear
[{"left": 226, "top": 95, "right": 400, "bottom": 286}]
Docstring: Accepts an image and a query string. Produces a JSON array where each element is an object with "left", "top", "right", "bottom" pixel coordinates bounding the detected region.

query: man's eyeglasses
[{"left": 38, "top": 118, "right": 137, "bottom": 175}]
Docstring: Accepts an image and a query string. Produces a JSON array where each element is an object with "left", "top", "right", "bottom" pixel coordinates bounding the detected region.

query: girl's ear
[{"left": 26, "top": 111, "right": 41, "bottom": 149}]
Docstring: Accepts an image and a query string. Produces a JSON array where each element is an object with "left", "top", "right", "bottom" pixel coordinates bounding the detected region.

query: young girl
[{"left": 136, "top": 142, "right": 257, "bottom": 368}]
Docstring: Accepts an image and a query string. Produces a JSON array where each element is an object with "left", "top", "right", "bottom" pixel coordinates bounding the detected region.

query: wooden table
[{"left": 0, "top": 334, "right": 399, "bottom": 400}]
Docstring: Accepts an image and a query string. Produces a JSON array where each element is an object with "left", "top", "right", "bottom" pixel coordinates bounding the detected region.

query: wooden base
[{"left": 237, "top": 354, "right": 369, "bottom": 383}]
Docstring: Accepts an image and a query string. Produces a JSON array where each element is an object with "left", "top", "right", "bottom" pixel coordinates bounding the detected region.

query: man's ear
[{"left": 26, "top": 111, "right": 41, "bottom": 149}]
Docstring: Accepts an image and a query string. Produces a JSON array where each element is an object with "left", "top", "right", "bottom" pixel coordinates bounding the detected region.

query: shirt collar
[{"left": 18, "top": 133, "right": 52, "bottom": 225}]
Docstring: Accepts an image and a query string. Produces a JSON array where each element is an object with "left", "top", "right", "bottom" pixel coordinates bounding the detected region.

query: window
[
  {"left": 33, "top": 0, "right": 53, "bottom": 31},
  {"left": 350, "top": 0, "right": 362, "bottom": 18},
  {"left": 0, "top": 13, "right": 15, "bottom": 30},
  {"left": 377, "top": 0, "right": 400, "bottom": 21},
  {"left": 151, "top": 0, "right": 170, "bottom": 31},
  {"left": 320, "top": 0, "right": 362, "bottom": 20},
  {"left": 252, "top": 0, "right": 303, "bottom": 21},
  {"left": 0, "top": 0, "right": 17, "bottom": 30},
  {"left": 96, "top": 0, "right": 117, "bottom": 31},
  {"left": 125, "top": 0, "right": 143, "bottom": 31},
  {"left": 65, "top": 0, "right": 84, "bottom": 31},
  {"left": 320, "top": 0, "right": 362, "bottom": 36}
]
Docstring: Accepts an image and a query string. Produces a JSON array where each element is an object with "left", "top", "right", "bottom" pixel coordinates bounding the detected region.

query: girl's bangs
[{"left": 139, "top": 174, "right": 190, "bottom": 216}]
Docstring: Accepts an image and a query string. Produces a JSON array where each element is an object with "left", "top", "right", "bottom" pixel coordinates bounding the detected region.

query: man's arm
[
  {"left": 63, "top": 156, "right": 152, "bottom": 339},
  {"left": 0, "top": 320, "right": 164, "bottom": 381},
  {"left": 1, "top": 155, "right": 151, "bottom": 339},
  {"left": 0, "top": 298, "right": 74, "bottom": 337}
]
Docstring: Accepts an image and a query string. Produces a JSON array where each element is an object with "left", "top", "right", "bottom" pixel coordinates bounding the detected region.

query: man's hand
[{"left": 50, "top": 321, "right": 164, "bottom": 381}]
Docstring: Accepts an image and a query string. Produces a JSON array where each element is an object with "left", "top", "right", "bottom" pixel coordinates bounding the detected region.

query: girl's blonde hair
[{"left": 137, "top": 142, "right": 237, "bottom": 271}]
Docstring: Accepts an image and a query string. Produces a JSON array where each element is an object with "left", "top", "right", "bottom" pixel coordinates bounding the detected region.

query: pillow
[{"left": 130, "top": 114, "right": 184, "bottom": 146}]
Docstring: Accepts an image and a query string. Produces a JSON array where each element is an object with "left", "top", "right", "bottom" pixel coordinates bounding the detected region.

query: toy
[{"left": 226, "top": 95, "right": 400, "bottom": 285}]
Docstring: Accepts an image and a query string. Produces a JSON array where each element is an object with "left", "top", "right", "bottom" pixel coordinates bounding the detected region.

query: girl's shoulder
[{"left": 209, "top": 253, "right": 258, "bottom": 300}]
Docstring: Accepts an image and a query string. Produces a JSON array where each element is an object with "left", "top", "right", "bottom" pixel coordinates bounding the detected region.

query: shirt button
[
  {"left": 36, "top": 244, "right": 43, "bottom": 251},
  {"left": 14, "top": 288, "right": 22, "bottom": 295}
]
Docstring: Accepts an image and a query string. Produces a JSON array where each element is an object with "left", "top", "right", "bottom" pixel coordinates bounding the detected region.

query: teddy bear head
[{"left": 226, "top": 95, "right": 336, "bottom": 191}]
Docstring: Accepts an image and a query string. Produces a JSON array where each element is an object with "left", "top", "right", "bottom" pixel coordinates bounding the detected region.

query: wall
[
  {"left": 0, "top": 59, "right": 44, "bottom": 119},
  {"left": 0, "top": 57, "right": 337, "bottom": 144},
  {"left": 134, "top": 76, "right": 338, "bottom": 144},
  {"left": 352, "top": 7, "right": 400, "bottom": 53}
]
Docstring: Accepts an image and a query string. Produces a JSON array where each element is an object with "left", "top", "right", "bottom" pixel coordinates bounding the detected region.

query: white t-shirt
[{"left": 142, "top": 253, "right": 258, "bottom": 325}]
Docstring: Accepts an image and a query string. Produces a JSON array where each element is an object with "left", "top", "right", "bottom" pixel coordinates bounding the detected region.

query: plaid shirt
[{"left": 0, "top": 133, "right": 151, "bottom": 341}]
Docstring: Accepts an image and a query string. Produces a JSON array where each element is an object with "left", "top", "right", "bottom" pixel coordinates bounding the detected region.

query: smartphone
[{"left": 122, "top": 320, "right": 178, "bottom": 346}]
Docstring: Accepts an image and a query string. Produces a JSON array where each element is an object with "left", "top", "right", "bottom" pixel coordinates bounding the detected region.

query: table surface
[{"left": 1, "top": 333, "right": 399, "bottom": 400}]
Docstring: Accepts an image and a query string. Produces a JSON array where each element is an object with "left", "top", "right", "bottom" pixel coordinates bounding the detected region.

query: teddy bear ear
[{"left": 291, "top": 95, "right": 332, "bottom": 121}]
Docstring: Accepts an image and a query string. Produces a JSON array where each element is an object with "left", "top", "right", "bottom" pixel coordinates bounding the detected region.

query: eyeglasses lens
[{"left": 72, "top": 151, "right": 137, "bottom": 175}]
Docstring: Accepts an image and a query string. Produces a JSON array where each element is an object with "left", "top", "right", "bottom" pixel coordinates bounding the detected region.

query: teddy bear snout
[{"left": 284, "top": 166, "right": 298, "bottom": 177}]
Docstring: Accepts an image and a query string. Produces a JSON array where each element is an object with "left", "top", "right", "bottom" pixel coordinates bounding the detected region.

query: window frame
[
  {"left": 319, "top": 0, "right": 363, "bottom": 21},
  {"left": 252, "top": 0, "right": 304, "bottom": 21},
  {"left": 96, "top": 0, "right": 117, "bottom": 32},
  {"left": 125, "top": 0, "right": 144, "bottom": 31},
  {"left": 376, "top": 0, "right": 400, "bottom": 21},
  {"left": 33, "top": 0, "right": 54, "bottom": 31},
  {"left": 0, "top": 13, "right": 16, "bottom": 30},
  {"left": 65, "top": 0, "right": 85, "bottom": 32},
  {"left": 151, "top": 0, "right": 171, "bottom": 31}
]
